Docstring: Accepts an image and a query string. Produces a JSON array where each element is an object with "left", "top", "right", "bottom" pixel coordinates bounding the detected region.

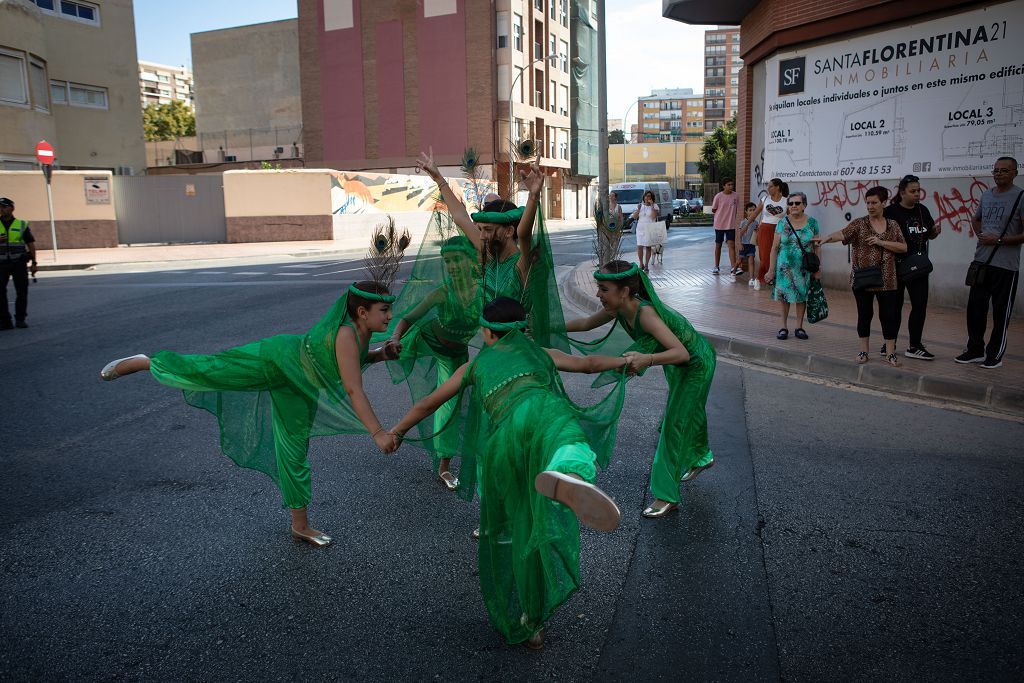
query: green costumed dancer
[
  {"left": 391, "top": 297, "right": 628, "bottom": 649},
  {"left": 98, "top": 226, "right": 410, "bottom": 547},
  {"left": 566, "top": 260, "right": 717, "bottom": 518},
  {"left": 416, "top": 149, "right": 568, "bottom": 352},
  {"left": 383, "top": 224, "right": 482, "bottom": 491}
]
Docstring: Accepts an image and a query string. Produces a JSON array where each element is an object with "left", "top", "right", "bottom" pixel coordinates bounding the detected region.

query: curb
[{"left": 561, "top": 260, "right": 1024, "bottom": 419}]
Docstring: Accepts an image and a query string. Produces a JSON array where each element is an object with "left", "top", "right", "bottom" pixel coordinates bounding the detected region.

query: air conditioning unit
[
  {"left": 116, "top": 166, "right": 133, "bottom": 176},
  {"left": 274, "top": 147, "right": 284, "bottom": 154},
  {"left": 224, "top": 155, "right": 237, "bottom": 162}
]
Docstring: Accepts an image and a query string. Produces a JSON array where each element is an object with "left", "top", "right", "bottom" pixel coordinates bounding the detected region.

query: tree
[
  {"left": 697, "top": 117, "right": 737, "bottom": 186},
  {"left": 143, "top": 100, "right": 196, "bottom": 141},
  {"left": 609, "top": 129, "right": 625, "bottom": 144}
]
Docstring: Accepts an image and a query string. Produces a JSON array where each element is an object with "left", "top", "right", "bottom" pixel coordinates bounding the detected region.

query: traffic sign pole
[{"left": 36, "top": 141, "right": 58, "bottom": 261}]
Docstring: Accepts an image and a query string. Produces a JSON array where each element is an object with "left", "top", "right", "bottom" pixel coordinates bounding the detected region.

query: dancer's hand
[
  {"left": 382, "top": 339, "right": 402, "bottom": 360},
  {"left": 417, "top": 148, "right": 440, "bottom": 180},
  {"left": 622, "top": 351, "right": 651, "bottom": 374},
  {"left": 374, "top": 430, "right": 398, "bottom": 453},
  {"left": 519, "top": 160, "right": 543, "bottom": 195}
]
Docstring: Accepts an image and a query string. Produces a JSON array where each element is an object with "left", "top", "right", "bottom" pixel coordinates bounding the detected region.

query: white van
[{"left": 609, "top": 182, "right": 674, "bottom": 232}]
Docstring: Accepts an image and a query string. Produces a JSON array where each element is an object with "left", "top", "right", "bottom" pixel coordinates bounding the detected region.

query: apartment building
[
  {"left": 138, "top": 60, "right": 193, "bottom": 110},
  {"left": 703, "top": 25, "right": 741, "bottom": 131},
  {"left": 298, "top": 0, "right": 597, "bottom": 219},
  {"left": 0, "top": 0, "right": 145, "bottom": 172},
  {"left": 637, "top": 88, "right": 695, "bottom": 143}
]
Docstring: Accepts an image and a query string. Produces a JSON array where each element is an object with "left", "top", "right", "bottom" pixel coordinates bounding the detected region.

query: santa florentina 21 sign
[{"left": 763, "top": 2, "right": 1024, "bottom": 181}]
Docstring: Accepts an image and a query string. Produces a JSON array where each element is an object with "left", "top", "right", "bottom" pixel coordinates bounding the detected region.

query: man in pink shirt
[{"left": 711, "top": 179, "right": 740, "bottom": 275}]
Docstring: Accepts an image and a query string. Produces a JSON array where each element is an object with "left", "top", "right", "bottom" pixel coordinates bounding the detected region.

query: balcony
[
  {"left": 705, "top": 77, "right": 726, "bottom": 87},
  {"left": 705, "top": 108, "right": 726, "bottom": 118}
]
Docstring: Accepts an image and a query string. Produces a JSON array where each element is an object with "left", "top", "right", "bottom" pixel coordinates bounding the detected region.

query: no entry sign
[{"left": 36, "top": 140, "right": 55, "bottom": 165}]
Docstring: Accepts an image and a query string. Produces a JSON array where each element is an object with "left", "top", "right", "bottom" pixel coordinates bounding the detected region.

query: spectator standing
[
  {"left": 630, "top": 190, "right": 664, "bottom": 273},
  {"left": 815, "top": 187, "right": 906, "bottom": 366},
  {"left": 765, "top": 192, "right": 819, "bottom": 340},
  {"left": 711, "top": 179, "right": 740, "bottom": 275},
  {"left": 0, "top": 197, "right": 38, "bottom": 330},
  {"left": 884, "top": 175, "right": 940, "bottom": 360},
  {"left": 753, "top": 178, "right": 789, "bottom": 289},
  {"left": 737, "top": 202, "right": 758, "bottom": 288},
  {"left": 955, "top": 156, "right": 1024, "bottom": 369},
  {"left": 608, "top": 192, "right": 624, "bottom": 232}
]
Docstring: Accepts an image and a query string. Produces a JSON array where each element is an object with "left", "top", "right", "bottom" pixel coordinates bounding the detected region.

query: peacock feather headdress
[{"left": 363, "top": 215, "right": 411, "bottom": 291}]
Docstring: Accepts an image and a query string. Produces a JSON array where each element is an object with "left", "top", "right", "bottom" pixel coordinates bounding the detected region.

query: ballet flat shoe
[
  {"left": 641, "top": 501, "right": 679, "bottom": 519},
  {"left": 438, "top": 471, "right": 459, "bottom": 491},
  {"left": 471, "top": 527, "right": 480, "bottom": 541},
  {"left": 681, "top": 459, "right": 714, "bottom": 483},
  {"left": 535, "top": 471, "right": 621, "bottom": 532},
  {"left": 100, "top": 354, "right": 149, "bottom": 381},
  {"left": 524, "top": 629, "right": 545, "bottom": 650},
  {"left": 291, "top": 528, "right": 333, "bottom": 547}
]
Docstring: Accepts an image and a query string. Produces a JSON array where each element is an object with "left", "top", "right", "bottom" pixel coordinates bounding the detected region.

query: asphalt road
[{"left": 1, "top": 227, "right": 1021, "bottom": 681}]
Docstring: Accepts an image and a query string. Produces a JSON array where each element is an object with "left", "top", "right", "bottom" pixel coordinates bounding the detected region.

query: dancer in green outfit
[
  {"left": 566, "top": 260, "right": 717, "bottom": 518},
  {"left": 384, "top": 233, "right": 482, "bottom": 490},
  {"left": 98, "top": 280, "right": 403, "bottom": 547},
  {"left": 416, "top": 149, "right": 568, "bottom": 350},
  {"left": 391, "top": 297, "right": 628, "bottom": 649}
]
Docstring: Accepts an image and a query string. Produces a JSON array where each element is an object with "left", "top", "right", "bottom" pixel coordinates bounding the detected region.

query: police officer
[{"left": 0, "top": 197, "right": 38, "bottom": 330}]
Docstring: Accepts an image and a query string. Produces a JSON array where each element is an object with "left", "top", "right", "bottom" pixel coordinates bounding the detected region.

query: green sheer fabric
[
  {"left": 569, "top": 269, "right": 717, "bottom": 503},
  {"left": 149, "top": 293, "right": 372, "bottom": 508},
  {"left": 448, "top": 330, "right": 626, "bottom": 643}
]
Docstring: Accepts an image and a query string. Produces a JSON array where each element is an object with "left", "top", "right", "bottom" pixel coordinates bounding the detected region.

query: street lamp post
[
  {"left": 622, "top": 98, "right": 642, "bottom": 183},
  {"left": 508, "top": 54, "right": 557, "bottom": 200}
]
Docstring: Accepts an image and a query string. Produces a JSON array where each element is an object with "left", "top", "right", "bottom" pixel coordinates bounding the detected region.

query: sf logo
[
  {"left": 782, "top": 66, "right": 802, "bottom": 87},
  {"left": 778, "top": 57, "right": 806, "bottom": 95}
]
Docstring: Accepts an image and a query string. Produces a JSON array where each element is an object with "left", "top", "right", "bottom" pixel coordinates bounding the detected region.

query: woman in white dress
[{"left": 630, "top": 190, "right": 665, "bottom": 272}]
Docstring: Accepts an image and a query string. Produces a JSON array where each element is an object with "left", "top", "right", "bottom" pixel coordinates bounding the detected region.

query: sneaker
[
  {"left": 904, "top": 347, "right": 935, "bottom": 360},
  {"left": 748, "top": 278, "right": 755, "bottom": 288},
  {"left": 954, "top": 351, "right": 985, "bottom": 364},
  {"left": 734, "top": 267, "right": 745, "bottom": 276},
  {"left": 879, "top": 344, "right": 887, "bottom": 357},
  {"left": 753, "top": 279, "right": 761, "bottom": 291},
  {"left": 886, "top": 353, "right": 900, "bottom": 367},
  {"left": 980, "top": 357, "right": 1002, "bottom": 369},
  {"left": 712, "top": 267, "right": 720, "bottom": 275}
]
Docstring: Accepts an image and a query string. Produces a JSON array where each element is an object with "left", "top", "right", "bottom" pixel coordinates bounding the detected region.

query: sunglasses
[{"left": 787, "top": 201, "right": 804, "bottom": 206}]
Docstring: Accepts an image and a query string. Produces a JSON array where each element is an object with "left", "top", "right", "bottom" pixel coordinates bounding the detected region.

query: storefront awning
[{"left": 662, "top": 0, "right": 757, "bottom": 26}]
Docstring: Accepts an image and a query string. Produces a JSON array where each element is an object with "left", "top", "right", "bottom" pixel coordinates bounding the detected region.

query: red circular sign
[{"left": 36, "top": 140, "right": 55, "bottom": 165}]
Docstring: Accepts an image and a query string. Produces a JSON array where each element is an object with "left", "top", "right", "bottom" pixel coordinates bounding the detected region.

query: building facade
[
  {"left": 138, "top": 60, "right": 193, "bottom": 111},
  {"left": 296, "top": 0, "right": 596, "bottom": 219},
  {"left": 702, "top": 25, "right": 741, "bottom": 131},
  {"left": 609, "top": 140, "right": 703, "bottom": 192},
  {"left": 637, "top": 87, "right": 697, "bottom": 143},
  {"left": 0, "top": 0, "right": 145, "bottom": 173},
  {"left": 190, "top": 19, "right": 303, "bottom": 164},
  {"left": 665, "top": 0, "right": 1024, "bottom": 313}
]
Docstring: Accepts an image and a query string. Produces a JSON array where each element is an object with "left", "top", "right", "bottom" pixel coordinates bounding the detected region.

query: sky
[{"left": 133, "top": 0, "right": 707, "bottom": 131}]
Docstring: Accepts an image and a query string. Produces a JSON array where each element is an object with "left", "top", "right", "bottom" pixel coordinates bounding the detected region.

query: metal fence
[{"left": 113, "top": 175, "right": 225, "bottom": 244}]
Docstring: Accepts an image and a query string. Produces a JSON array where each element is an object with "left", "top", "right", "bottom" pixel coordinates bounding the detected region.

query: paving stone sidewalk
[{"left": 562, "top": 243, "right": 1024, "bottom": 418}]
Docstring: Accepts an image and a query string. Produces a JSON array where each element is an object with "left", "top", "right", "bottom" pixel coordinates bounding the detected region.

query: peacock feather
[{"left": 363, "top": 215, "right": 411, "bottom": 290}]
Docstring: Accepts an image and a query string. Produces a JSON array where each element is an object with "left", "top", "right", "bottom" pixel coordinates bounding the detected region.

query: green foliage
[
  {"left": 259, "top": 161, "right": 283, "bottom": 170},
  {"left": 697, "top": 117, "right": 737, "bottom": 185},
  {"left": 608, "top": 129, "right": 625, "bottom": 145},
  {"left": 142, "top": 100, "right": 196, "bottom": 142}
]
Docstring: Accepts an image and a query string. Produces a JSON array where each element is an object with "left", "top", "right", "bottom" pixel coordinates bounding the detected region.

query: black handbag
[
  {"left": 783, "top": 218, "right": 820, "bottom": 273},
  {"left": 966, "top": 189, "right": 1024, "bottom": 287},
  {"left": 853, "top": 265, "right": 883, "bottom": 290},
  {"left": 896, "top": 206, "right": 934, "bottom": 282}
]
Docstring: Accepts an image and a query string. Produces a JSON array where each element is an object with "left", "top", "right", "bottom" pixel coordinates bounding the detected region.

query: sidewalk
[{"left": 562, "top": 244, "right": 1024, "bottom": 418}]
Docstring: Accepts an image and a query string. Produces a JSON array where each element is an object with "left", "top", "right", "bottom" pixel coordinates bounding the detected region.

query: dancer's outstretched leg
[
  {"left": 100, "top": 354, "right": 150, "bottom": 380},
  {"left": 535, "top": 443, "right": 620, "bottom": 532}
]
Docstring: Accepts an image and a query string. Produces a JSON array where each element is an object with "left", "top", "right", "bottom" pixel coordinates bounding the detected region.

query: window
[
  {"left": 560, "top": 84, "right": 568, "bottom": 116},
  {"left": 550, "top": 80, "right": 556, "bottom": 113},
  {"left": 513, "top": 14, "right": 523, "bottom": 51},
  {"left": 559, "top": 40, "right": 568, "bottom": 73},
  {"left": 730, "top": 98, "right": 738, "bottom": 107},
  {"left": 550, "top": 33, "right": 557, "bottom": 59},
  {"left": 534, "top": 40, "right": 543, "bottom": 60},
  {"left": 158, "top": 74, "right": 170, "bottom": 83},
  {"left": 0, "top": 49, "right": 29, "bottom": 106},
  {"left": 60, "top": 0, "right": 99, "bottom": 24},
  {"left": 534, "top": 0, "right": 542, "bottom": 9},
  {"left": 29, "top": 57, "right": 48, "bottom": 112},
  {"left": 31, "top": 0, "right": 55, "bottom": 10},
  {"left": 560, "top": 0, "right": 568, "bottom": 27},
  {"left": 730, "top": 77, "right": 738, "bottom": 86},
  {"left": 550, "top": 1, "right": 556, "bottom": 19},
  {"left": 50, "top": 79, "right": 67, "bottom": 104},
  {"left": 68, "top": 82, "right": 107, "bottom": 108}
]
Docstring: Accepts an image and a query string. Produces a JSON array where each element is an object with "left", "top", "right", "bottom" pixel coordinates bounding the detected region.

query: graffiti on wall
[
  {"left": 806, "top": 177, "right": 990, "bottom": 238},
  {"left": 330, "top": 170, "right": 496, "bottom": 216}
]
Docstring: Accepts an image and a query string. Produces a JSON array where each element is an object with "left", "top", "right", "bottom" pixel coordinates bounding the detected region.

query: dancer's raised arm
[
  {"left": 417, "top": 148, "right": 481, "bottom": 249},
  {"left": 516, "top": 161, "right": 544, "bottom": 263}
]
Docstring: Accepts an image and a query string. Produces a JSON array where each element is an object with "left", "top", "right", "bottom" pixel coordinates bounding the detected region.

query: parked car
[
  {"left": 610, "top": 181, "right": 674, "bottom": 232},
  {"left": 672, "top": 199, "right": 689, "bottom": 217},
  {"left": 687, "top": 198, "right": 704, "bottom": 213}
]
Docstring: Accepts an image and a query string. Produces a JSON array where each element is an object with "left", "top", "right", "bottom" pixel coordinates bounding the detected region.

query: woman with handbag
[
  {"left": 765, "top": 191, "right": 820, "bottom": 340},
  {"left": 885, "top": 175, "right": 939, "bottom": 360},
  {"left": 815, "top": 186, "right": 907, "bottom": 366}
]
